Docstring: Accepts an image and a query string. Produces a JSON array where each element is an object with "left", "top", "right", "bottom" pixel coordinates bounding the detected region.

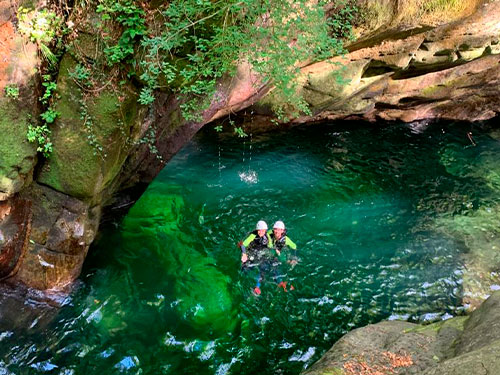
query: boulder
[
  {"left": 11, "top": 183, "right": 100, "bottom": 290},
  {"left": 304, "top": 292, "right": 500, "bottom": 375}
]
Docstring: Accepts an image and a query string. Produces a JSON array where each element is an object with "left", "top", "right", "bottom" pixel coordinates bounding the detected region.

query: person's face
[
  {"left": 273, "top": 228, "right": 284, "bottom": 239},
  {"left": 257, "top": 229, "right": 266, "bottom": 237}
]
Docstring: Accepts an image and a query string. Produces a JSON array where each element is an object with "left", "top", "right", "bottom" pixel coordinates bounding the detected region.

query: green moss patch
[
  {"left": 0, "top": 98, "right": 37, "bottom": 196},
  {"left": 37, "top": 54, "right": 141, "bottom": 200}
]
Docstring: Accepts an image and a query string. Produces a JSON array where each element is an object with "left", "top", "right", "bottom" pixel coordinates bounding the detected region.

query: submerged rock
[
  {"left": 434, "top": 136, "right": 500, "bottom": 308},
  {"left": 122, "top": 185, "right": 238, "bottom": 337}
]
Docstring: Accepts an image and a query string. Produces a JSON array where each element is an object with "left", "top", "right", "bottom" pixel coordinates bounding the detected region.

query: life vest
[
  {"left": 271, "top": 230, "right": 287, "bottom": 251},
  {"left": 248, "top": 230, "right": 269, "bottom": 250}
]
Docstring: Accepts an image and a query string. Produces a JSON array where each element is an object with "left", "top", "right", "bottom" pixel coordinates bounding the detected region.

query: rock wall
[
  {"left": 0, "top": 0, "right": 499, "bottom": 292},
  {"left": 250, "top": 0, "right": 500, "bottom": 126}
]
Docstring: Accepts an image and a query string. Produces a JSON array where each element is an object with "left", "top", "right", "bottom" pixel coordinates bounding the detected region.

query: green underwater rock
[
  {"left": 436, "top": 138, "right": 500, "bottom": 307},
  {"left": 122, "top": 185, "right": 238, "bottom": 337}
]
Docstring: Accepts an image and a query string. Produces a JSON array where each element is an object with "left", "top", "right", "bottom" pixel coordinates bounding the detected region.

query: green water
[{"left": 2, "top": 121, "right": 500, "bottom": 374}]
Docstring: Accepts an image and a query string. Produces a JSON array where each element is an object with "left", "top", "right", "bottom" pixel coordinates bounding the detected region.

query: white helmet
[
  {"left": 273, "top": 220, "right": 285, "bottom": 230},
  {"left": 256, "top": 220, "right": 268, "bottom": 230}
]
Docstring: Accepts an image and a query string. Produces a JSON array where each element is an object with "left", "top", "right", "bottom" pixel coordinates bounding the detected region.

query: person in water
[
  {"left": 269, "top": 220, "right": 297, "bottom": 291},
  {"left": 269, "top": 221, "right": 297, "bottom": 262},
  {"left": 240, "top": 220, "right": 273, "bottom": 295}
]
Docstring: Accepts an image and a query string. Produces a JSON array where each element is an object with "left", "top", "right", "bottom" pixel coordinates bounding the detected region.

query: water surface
[{"left": 2, "top": 120, "right": 500, "bottom": 375}]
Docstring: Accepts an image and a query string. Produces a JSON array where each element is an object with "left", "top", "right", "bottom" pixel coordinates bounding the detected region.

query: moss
[
  {"left": 404, "top": 316, "right": 468, "bottom": 338},
  {"left": 0, "top": 98, "right": 37, "bottom": 196},
  {"left": 37, "top": 53, "right": 142, "bottom": 201},
  {"left": 441, "top": 316, "right": 468, "bottom": 331},
  {"left": 404, "top": 320, "right": 444, "bottom": 335}
]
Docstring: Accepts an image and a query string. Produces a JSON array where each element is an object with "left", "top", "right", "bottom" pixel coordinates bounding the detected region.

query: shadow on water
[{"left": 2, "top": 119, "right": 500, "bottom": 374}]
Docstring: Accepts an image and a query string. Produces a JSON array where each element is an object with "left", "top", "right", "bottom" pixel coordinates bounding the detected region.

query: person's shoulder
[{"left": 285, "top": 236, "right": 297, "bottom": 247}]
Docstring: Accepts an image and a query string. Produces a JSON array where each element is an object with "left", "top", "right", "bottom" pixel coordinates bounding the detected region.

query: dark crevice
[
  {"left": 398, "top": 96, "right": 448, "bottom": 107},
  {"left": 374, "top": 96, "right": 449, "bottom": 110},
  {"left": 392, "top": 59, "right": 468, "bottom": 80},
  {"left": 374, "top": 102, "right": 400, "bottom": 110},
  {"left": 361, "top": 60, "right": 398, "bottom": 78},
  {"left": 458, "top": 43, "right": 471, "bottom": 51},
  {"left": 346, "top": 26, "right": 434, "bottom": 53},
  {"left": 418, "top": 43, "right": 429, "bottom": 51},
  {"left": 433, "top": 49, "right": 454, "bottom": 57}
]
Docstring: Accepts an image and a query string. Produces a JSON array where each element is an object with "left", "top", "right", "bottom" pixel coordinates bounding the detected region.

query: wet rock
[
  {"left": 303, "top": 317, "right": 466, "bottom": 375},
  {"left": 305, "top": 292, "right": 500, "bottom": 375},
  {"left": 9, "top": 184, "right": 100, "bottom": 290},
  {"left": 0, "top": 283, "right": 58, "bottom": 333},
  {"left": 455, "top": 290, "right": 500, "bottom": 355},
  {"left": 0, "top": 197, "right": 31, "bottom": 280}
]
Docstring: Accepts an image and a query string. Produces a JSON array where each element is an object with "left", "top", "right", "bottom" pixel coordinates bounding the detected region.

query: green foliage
[
  {"left": 17, "top": 7, "right": 62, "bottom": 44},
  {"left": 137, "top": 127, "right": 163, "bottom": 160},
  {"left": 138, "top": 86, "right": 154, "bottom": 105},
  {"left": 4, "top": 84, "right": 19, "bottom": 99},
  {"left": 69, "top": 64, "right": 93, "bottom": 88},
  {"left": 98, "top": 0, "right": 356, "bottom": 124},
  {"left": 78, "top": 97, "right": 107, "bottom": 158},
  {"left": 96, "top": 0, "right": 146, "bottom": 64},
  {"left": 27, "top": 124, "right": 53, "bottom": 158},
  {"left": 234, "top": 126, "right": 248, "bottom": 138},
  {"left": 17, "top": 7, "right": 62, "bottom": 66},
  {"left": 27, "top": 75, "right": 58, "bottom": 157},
  {"left": 40, "top": 107, "right": 60, "bottom": 123},
  {"left": 40, "top": 76, "right": 57, "bottom": 104}
]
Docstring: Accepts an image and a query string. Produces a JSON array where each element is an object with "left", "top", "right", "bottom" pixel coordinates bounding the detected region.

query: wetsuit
[
  {"left": 240, "top": 230, "right": 273, "bottom": 292},
  {"left": 269, "top": 230, "right": 297, "bottom": 261},
  {"left": 240, "top": 230, "right": 273, "bottom": 265}
]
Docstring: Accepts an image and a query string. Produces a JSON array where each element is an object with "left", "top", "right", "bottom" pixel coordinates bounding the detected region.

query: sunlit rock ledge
[
  {"left": 303, "top": 290, "right": 500, "bottom": 375},
  {"left": 251, "top": 0, "right": 500, "bottom": 126}
]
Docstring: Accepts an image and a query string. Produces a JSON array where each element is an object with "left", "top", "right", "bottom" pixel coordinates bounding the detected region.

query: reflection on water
[{"left": 1, "top": 120, "right": 500, "bottom": 375}]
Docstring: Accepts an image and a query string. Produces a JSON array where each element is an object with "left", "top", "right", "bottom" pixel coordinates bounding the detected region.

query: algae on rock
[
  {"left": 122, "top": 183, "right": 238, "bottom": 337},
  {"left": 37, "top": 54, "right": 143, "bottom": 201},
  {"left": 0, "top": 99, "right": 37, "bottom": 201}
]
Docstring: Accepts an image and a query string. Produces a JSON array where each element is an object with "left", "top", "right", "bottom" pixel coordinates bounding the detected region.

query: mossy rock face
[
  {"left": 255, "top": 59, "right": 374, "bottom": 119},
  {"left": 0, "top": 5, "right": 39, "bottom": 201},
  {"left": 0, "top": 98, "right": 37, "bottom": 201},
  {"left": 303, "top": 318, "right": 469, "bottom": 375},
  {"left": 422, "top": 340, "right": 500, "bottom": 375},
  {"left": 37, "top": 54, "right": 143, "bottom": 201}
]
